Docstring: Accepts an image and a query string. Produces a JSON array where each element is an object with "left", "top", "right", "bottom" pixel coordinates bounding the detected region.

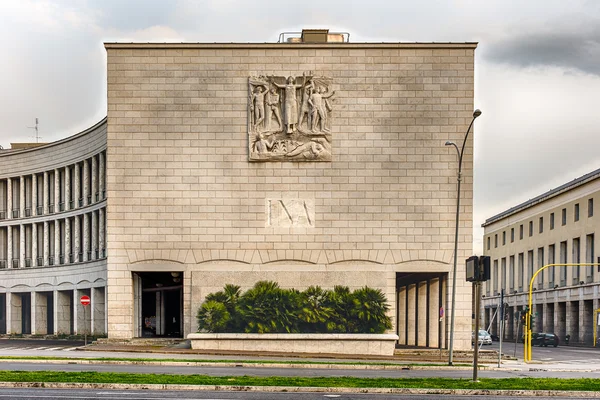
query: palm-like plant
[
  {"left": 351, "top": 287, "right": 392, "bottom": 333},
  {"left": 238, "top": 281, "right": 300, "bottom": 333},
  {"left": 297, "top": 286, "right": 333, "bottom": 332},
  {"left": 196, "top": 300, "right": 230, "bottom": 333}
]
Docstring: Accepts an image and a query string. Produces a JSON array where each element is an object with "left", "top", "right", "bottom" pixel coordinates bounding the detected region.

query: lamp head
[
  {"left": 445, "top": 141, "right": 454, "bottom": 146},
  {"left": 473, "top": 109, "right": 482, "bottom": 118}
]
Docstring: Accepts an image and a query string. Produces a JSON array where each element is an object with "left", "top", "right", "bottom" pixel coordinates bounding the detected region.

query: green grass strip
[
  {"left": 0, "top": 356, "right": 469, "bottom": 367},
  {"left": 0, "top": 371, "right": 599, "bottom": 391}
]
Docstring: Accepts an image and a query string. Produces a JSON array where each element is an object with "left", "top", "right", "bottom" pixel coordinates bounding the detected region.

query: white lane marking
[
  {"left": 62, "top": 347, "right": 80, "bottom": 351},
  {"left": 324, "top": 396, "right": 341, "bottom": 398}
]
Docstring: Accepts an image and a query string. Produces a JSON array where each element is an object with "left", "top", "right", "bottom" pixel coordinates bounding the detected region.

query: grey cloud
[{"left": 484, "top": 22, "right": 600, "bottom": 75}]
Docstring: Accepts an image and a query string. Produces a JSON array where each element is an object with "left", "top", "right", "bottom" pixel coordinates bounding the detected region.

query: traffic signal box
[{"left": 466, "top": 255, "right": 491, "bottom": 282}]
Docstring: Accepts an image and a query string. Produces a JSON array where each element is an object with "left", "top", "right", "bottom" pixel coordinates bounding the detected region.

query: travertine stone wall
[{"left": 106, "top": 43, "right": 475, "bottom": 347}]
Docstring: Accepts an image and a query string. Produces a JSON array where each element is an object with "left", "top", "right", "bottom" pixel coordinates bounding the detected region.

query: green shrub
[
  {"left": 237, "top": 281, "right": 300, "bottom": 333},
  {"left": 351, "top": 287, "right": 393, "bottom": 333},
  {"left": 196, "top": 300, "right": 230, "bottom": 333},
  {"left": 297, "top": 286, "right": 333, "bottom": 333},
  {"left": 195, "top": 281, "right": 392, "bottom": 334}
]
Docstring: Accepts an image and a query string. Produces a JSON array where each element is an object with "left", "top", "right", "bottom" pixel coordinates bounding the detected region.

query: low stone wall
[{"left": 187, "top": 333, "right": 399, "bottom": 356}]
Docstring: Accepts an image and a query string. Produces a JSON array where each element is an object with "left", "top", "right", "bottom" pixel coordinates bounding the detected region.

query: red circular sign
[{"left": 80, "top": 295, "right": 91, "bottom": 306}]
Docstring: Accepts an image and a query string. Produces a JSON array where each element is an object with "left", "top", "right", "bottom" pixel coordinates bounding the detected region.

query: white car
[{"left": 473, "top": 329, "right": 492, "bottom": 345}]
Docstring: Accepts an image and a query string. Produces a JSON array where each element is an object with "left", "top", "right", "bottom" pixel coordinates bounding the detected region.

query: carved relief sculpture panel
[{"left": 248, "top": 74, "right": 334, "bottom": 162}]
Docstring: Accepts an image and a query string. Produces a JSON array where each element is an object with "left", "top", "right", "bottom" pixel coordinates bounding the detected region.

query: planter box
[{"left": 187, "top": 333, "right": 399, "bottom": 356}]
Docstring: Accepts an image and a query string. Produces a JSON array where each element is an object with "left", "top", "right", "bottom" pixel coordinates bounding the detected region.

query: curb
[{"left": 0, "top": 382, "right": 599, "bottom": 397}]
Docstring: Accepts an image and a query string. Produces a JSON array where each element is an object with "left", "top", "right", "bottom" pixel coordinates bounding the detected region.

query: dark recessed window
[
  {"left": 511, "top": 228, "right": 515, "bottom": 243},
  {"left": 502, "top": 231, "right": 506, "bottom": 245},
  {"left": 550, "top": 213, "right": 555, "bottom": 230},
  {"left": 562, "top": 208, "right": 567, "bottom": 226},
  {"left": 495, "top": 234, "right": 498, "bottom": 248},
  {"left": 575, "top": 203, "right": 580, "bottom": 222},
  {"left": 487, "top": 237, "right": 490, "bottom": 251},
  {"left": 519, "top": 224, "right": 524, "bottom": 240},
  {"left": 529, "top": 221, "right": 533, "bottom": 237},
  {"left": 589, "top": 198, "right": 594, "bottom": 218},
  {"left": 539, "top": 217, "right": 543, "bottom": 233}
]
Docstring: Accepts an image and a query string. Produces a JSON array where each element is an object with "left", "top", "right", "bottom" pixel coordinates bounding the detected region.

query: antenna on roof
[{"left": 27, "top": 118, "right": 41, "bottom": 142}]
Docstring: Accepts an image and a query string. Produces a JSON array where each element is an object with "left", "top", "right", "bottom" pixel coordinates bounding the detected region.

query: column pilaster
[
  {"left": 43, "top": 221, "right": 49, "bottom": 266},
  {"left": 74, "top": 163, "right": 80, "bottom": 208},
  {"left": 83, "top": 213, "right": 89, "bottom": 261},
  {"left": 19, "top": 224, "right": 25, "bottom": 268},
  {"left": 54, "top": 221, "right": 60, "bottom": 264},
  {"left": 74, "top": 215, "right": 80, "bottom": 262},
  {"left": 65, "top": 166, "right": 71, "bottom": 210},
  {"left": 32, "top": 223, "right": 38, "bottom": 267},
  {"left": 20, "top": 176, "right": 25, "bottom": 218},
  {"left": 83, "top": 159, "right": 89, "bottom": 206},
  {"left": 43, "top": 171, "right": 49, "bottom": 214},
  {"left": 91, "top": 211, "right": 98, "bottom": 260},
  {"left": 31, "top": 174, "right": 37, "bottom": 215},
  {"left": 54, "top": 169, "right": 60, "bottom": 212},
  {"left": 99, "top": 208, "right": 105, "bottom": 258},
  {"left": 99, "top": 152, "right": 105, "bottom": 199},
  {"left": 7, "top": 226, "right": 12, "bottom": 268},
  {"left": 7, "top": 178, "right": 12, "bottom": 220},
  {"left": 65, "top": 218, "right": 71, "bottom": 263}
]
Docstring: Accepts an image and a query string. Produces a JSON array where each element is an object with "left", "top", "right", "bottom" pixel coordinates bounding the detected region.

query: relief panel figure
[{"left": 248, "top": 73, "right": 335, "bottom": 162}]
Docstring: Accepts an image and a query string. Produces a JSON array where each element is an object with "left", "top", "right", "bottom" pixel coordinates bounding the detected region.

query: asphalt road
[
  {"left": 483, "top": 340, "right": 600, "bottom": 363},
  {"left": 0, "top": 388, "right": 597, "bottom": 400}
]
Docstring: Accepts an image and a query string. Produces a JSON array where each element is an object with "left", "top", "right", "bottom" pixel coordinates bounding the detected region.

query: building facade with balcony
[
  {"left": 482, "top": 168, "right": 600, "bottom": 345},
  {"left": 0, "top": 120, "right": 107, "bottom": 336},
  {"left": 2, "top": 31, "right": 478, "bottom": 348}
]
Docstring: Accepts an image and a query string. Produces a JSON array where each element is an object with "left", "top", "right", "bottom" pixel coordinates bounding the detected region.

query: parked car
[
  {"left": 531, "top": 332, "right": 559, "bottom": 347},
  {"left": 472, "top": 329, "right": 492, "bottom": 345}
]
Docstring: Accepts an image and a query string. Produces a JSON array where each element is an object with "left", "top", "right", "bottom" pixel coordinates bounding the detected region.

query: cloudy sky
[{"left": 1, "top": 0, "right": 600, "bottom": 252}]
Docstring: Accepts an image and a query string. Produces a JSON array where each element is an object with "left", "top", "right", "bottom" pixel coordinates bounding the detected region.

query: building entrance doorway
[{"left": 133, "top": 272, "right": 183, "bottom": 338}]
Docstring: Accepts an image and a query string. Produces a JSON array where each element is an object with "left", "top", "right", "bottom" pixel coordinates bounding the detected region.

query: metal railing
[
  {"left": 48, "top": 204, "right": 54, "bottom": 214},
  {"left": 36, "top": 257, "right": 43, "bottom": 267},
  {"left": 25, "top": 258, "right": 32, "bottom": 267},
  {"left": 48, "top": 256, "right": 55, "bottom": 266},
  {"left": 25, "top": 207, "right": 31, "bottom": 217},
  {"left": 0, "top": 259, "right": 6, "bottom": 268},
  {"left": 12, "top": 259, "right": 19, "bottom": 268},
  {"left": 0, "top": 210, "right": 5, "bottom": 220},
  {"left": 12, "top": 209, "right": 19, "bottom": 218},
  {"left": 36, "top": 206, "right": 43, "bottom": 215},
  {"left": 59, "top": 202, "right": 65, "bottom": 211}
]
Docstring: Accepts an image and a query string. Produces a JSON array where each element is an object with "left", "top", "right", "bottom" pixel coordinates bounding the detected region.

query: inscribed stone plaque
[
  {"left": 266, "top": 199, "right": 315, "bottom": 227},
  {"left": 248, "top": 74, "right": 334, "bottom": 162}
]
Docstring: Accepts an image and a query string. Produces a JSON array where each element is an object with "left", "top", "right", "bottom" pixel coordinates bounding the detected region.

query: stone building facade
[
  {"left": 482, "top": 168, "right": 600, "bottom": 345},
  {"left": 1, "top": 34, "right": 477, "bottom": 350}
]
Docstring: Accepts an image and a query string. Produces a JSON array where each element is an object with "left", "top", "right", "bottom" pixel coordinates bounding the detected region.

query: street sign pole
[
  {"left": 472, "top": 280, "right": 481, "bottom": 382},
  {"left": 498, "top": 289, "right": 504, "bottom": 368},
  {"left": 80, "top": 295, "right": 91, "bottom": 346}
]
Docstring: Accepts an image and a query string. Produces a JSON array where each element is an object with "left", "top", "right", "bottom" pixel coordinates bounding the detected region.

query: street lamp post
[{"left": 446, "top": 109, "right": 482, "bottom": 366}]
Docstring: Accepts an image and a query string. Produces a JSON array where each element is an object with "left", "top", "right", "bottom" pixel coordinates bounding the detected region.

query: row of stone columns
[
  {"left": 4, "top": 208, "right": 106, "bottom": 268},
  {"left": 2, "top": 152, "right": 105, "bottom": 219},
  {"left": 487, "top": 296, "right": 600, "bottom": 345},
  {"left": 3, "top": 287, "right": 106, "bottom": 335}
]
